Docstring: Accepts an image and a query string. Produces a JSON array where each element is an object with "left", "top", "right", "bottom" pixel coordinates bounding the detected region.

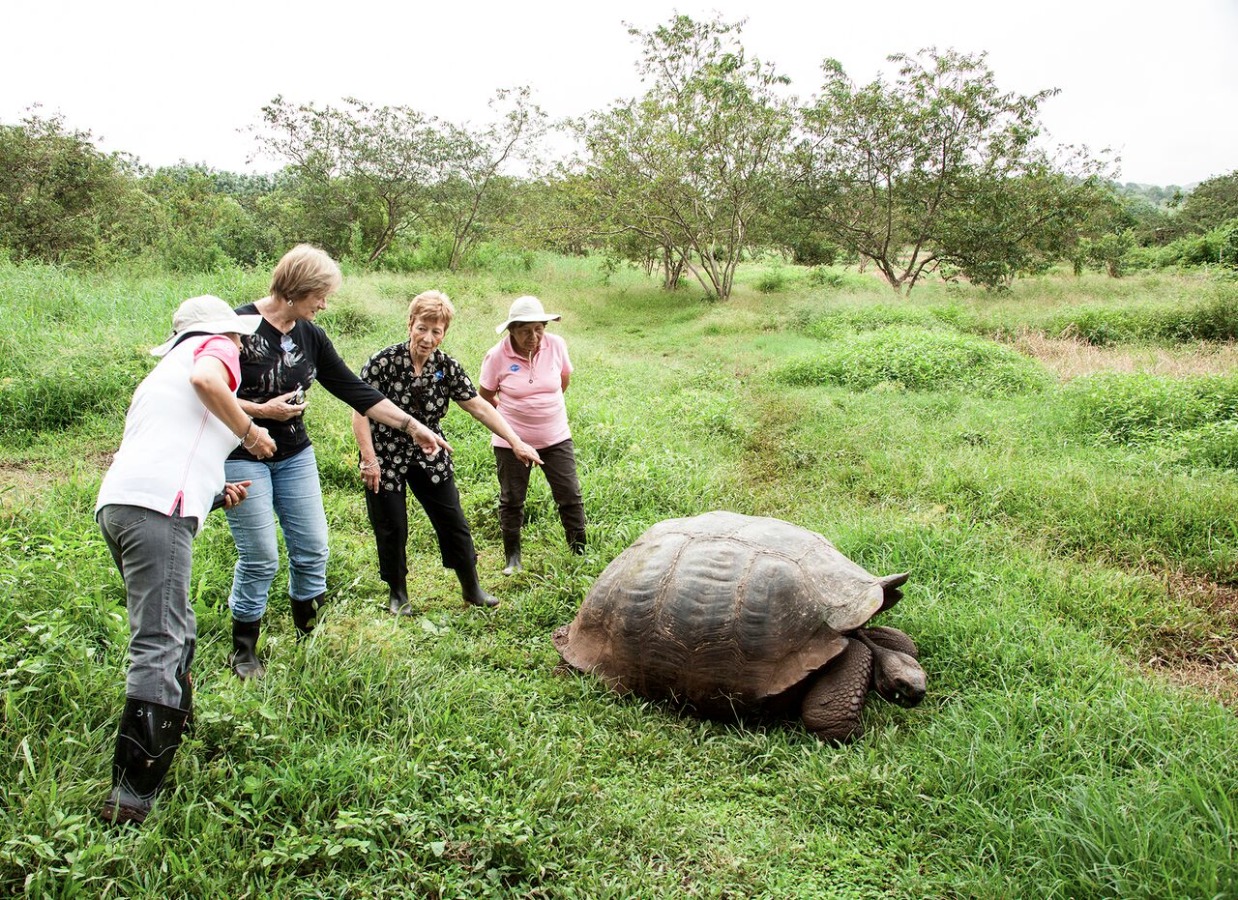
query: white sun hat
[
  {"left": 150, "top": 295, "right": 263, "bottom": 356},
  {"left": 495, "top": 295, "right": 562, "bottom": 334}
]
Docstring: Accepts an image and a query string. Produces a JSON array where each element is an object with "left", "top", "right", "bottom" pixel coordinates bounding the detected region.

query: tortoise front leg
[{"left": 800, "top": 638, "right": 873, "bottom": 744}]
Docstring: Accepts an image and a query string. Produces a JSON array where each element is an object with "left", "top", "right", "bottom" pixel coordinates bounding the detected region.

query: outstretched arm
[
  {"left": 361, "top": 398, "right": 452, "bottom": 458},
  {"left": 456, "top": 396, "right": 543, "bottom": 467}
]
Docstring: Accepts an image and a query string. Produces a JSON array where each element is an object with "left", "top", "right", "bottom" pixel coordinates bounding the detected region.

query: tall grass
[{"left": 2, "top": 260, "right": 1236, "bottom": 898}]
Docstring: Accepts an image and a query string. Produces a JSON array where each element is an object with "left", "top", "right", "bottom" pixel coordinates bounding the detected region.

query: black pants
[
  {"left": 364, "top": 467, "right": 476, "bottom": 589},
  {"left": 494, "top": 439, "right": 586, "bottom": 545}
]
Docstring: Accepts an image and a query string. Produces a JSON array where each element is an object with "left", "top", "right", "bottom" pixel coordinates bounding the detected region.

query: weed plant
[{"left": 1, "top": 260, "right": 1236, "bottom": 898}]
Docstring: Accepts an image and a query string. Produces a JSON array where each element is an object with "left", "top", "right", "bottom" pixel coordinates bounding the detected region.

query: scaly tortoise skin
[{"left": 553, "top": 511, "right": 926, "bottom": 742}]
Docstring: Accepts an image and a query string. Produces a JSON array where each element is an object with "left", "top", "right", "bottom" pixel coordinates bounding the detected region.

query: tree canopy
[
  {"left": 0, "top": 17, "right": 1222, "bottom": 286},
  {"left": 574, "top": 15, "right": 794, "bottom": 300},
  {"left": 792, "top": 48, "right": 1111, "bottom": 293}
]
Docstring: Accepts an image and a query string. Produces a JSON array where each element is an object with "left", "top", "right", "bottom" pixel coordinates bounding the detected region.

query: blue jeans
[
  {"left": 224, "top": 446, "right": 329, "bottom": 623},
  {"left": 97, "top": 504, "right": 197, "bottom": 707}
]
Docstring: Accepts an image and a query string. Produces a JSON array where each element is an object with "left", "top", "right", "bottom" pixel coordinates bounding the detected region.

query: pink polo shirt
[{"left": 479, "top": 332, "right": 573, "bottom": 449}]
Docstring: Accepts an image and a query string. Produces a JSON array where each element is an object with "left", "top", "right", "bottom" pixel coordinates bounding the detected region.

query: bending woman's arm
[{"left": 190, "top": 356, "right": 276, "bottom": 459}]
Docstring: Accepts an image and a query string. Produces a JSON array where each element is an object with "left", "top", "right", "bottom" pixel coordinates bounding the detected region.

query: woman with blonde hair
[
  {"left": 223, "top": 245, "right": 449, "bottom": 678},
  {"left": 353, "top": 290, "right": 542, "bottom": 613}
]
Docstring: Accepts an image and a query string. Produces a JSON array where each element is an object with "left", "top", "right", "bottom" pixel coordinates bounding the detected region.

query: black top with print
[
  {"left": 358, "top": 343, "right": 478, "bottom": 489},
  {"left": 229, "top": 302, "right": 386, "bottom": 463}
]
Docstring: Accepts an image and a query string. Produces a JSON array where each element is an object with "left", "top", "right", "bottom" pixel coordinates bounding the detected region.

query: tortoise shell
[{"left": 553, "top": 511, "right": 899, "bottom": 716}]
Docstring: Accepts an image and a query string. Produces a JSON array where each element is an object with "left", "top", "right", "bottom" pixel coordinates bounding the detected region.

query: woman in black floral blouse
[{"left": 352, "top": 290, "right": 542, "bottom": 613}]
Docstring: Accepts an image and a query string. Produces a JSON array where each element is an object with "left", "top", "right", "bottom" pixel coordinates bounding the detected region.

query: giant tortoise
[{"left": 553, "top": 511, "right": 926, "bottom": 742}]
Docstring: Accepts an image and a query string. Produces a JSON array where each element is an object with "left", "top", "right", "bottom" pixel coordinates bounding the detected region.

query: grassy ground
[{"left": 1, "top": 256, "right": 1236, "bottom": 898}]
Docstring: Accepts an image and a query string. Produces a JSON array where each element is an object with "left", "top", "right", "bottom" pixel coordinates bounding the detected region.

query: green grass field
[{"left": 2, "top": 256, "right": 1236, "bottom": 898}]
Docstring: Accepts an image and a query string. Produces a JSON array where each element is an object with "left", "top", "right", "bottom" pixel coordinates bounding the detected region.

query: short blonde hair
[
  {"left": 270, "top": 244, "right": 342, "bottom": 304},
  {"left": 408, "top": 290, "right": 456, "bottom": 330}
]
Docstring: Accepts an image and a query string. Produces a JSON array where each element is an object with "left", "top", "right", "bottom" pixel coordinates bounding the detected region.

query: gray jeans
[{"left": 98, "top": 504, "right": 197, "bottom": 707}]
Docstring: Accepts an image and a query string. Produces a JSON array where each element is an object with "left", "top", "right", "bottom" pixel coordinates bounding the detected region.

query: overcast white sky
[{"left": 4, "top": 0, "right": 1235, "bottom": 187}]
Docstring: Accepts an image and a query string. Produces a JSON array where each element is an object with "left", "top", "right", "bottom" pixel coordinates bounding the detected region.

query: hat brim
[
  {"left": 495, "top": 313, "right": 562, "bottom": 334},
  {"left": 150, "top": 314, "right": 263, "bottom": 356}
]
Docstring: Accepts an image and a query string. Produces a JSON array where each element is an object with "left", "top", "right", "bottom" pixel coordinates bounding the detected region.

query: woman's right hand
[
  {"left": 262, "top": 390, "right": 308, "bottom": 422},
  {"left": 250, "top": 426, "right": 276, "bottom": 459},
  {"left": 359, "top": 457, "right": 382, "bottom": 493}
]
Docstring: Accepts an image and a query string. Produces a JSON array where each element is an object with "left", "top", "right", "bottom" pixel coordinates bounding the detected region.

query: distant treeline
[{"left": 2, "top": 15, "right": 1236, "bottom": 297}]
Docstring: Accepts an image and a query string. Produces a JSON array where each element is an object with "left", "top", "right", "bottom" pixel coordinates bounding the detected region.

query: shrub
[
  {"left": 1174, "top": 420, "right": 1238, "bottom": 469},
  {"left": 756, "top": 269, "right": 787, "bottom": 294},
  {"left": 1067, "top": 372, "right": 1238, "bottom": 445},
  {"left": 774, "top": 326, "right": 1051, "bottom": 395}
]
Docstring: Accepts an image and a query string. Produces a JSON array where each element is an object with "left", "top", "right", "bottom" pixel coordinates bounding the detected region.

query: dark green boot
[
  {"left": 99, "top": 698, "right": 188, "bottom": 826},
  {"left": 291, "top": 592, "right": 325, "bottom": 637},
  {"left": 229, "top": 619, "right": 265, "bottom": 679},
  {"left": 501, "top": 533, "right": 522, "bottom": 576},
  {"left": 387, "top": 583, "right": 413, "bottom": 616},
  {"left": 457, "top": 562, "right": 499, "bottom": 608},
  {"left": 175, "top": 669, "right": 194, "bottom": 734}
]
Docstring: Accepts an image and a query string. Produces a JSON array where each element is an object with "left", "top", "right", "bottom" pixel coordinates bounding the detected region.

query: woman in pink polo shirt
[{"left": 479, "top": 296, "right": 587, "bottom": 574}]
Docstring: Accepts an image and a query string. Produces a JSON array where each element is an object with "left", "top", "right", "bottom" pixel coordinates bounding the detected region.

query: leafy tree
[
  {"left": 575, "top": 15, "right": 795, "bottom": 300},
  {"left": 1174, "top": 170, "right": 1238, "bottom": 237},
  {"left": 138, "top": 165, "right": 279, "bottom": 270},
  {"left": 793, "top": 49, "right": 1107, "bottom": 294},
  {"left": 429, "top": 88, "right": 547, "bottom": 271},
  {"left": 252, "top": 97, "right": 446, "bottom": 263},
  {"left": 0, "top": 110, "right": 139, "bottom": 264}
]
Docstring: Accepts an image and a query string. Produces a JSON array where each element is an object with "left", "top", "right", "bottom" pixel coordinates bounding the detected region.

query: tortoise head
[{"left": 853, "top": 628, "right": 926, "bottom": 708}]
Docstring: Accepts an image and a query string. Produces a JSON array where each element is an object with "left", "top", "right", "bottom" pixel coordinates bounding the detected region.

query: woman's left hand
[{"left": 220, "top": 481, "right": 252, "bottom": 508}]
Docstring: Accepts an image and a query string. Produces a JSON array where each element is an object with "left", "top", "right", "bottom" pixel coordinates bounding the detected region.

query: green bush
[
  {"left": 1174, "top": 420, "right": 1238, "bottom": 469},
  {"left": 1045, "top": 289, "right": 1238, "bottom": 345},
  {"left": 0, "top": 357, "right": 146, "bottom": 442},
  {"left": 796, "top": 305, "right": 974, "bottom": 341},
  {"left": 1067, "top": 372, "right": 1238, "bottom": 445},
  {"left": 756, "top": 269, "right": 787, "bottom": 294},
  {"left": 774, "top": 326, "right": 1051, "bottom": 394}
]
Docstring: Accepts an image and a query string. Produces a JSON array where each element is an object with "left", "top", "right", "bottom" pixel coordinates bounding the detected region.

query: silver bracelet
[{"left": 359, "top": 460, "right": 380, "bottom": 472}]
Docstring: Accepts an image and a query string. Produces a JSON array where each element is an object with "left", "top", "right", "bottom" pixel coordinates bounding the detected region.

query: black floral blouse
[{"left": 358, "top": 343, "right": 478, "bottom": 490}]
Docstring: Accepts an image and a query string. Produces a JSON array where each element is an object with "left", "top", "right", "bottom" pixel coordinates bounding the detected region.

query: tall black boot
[
  {"left": 456, "top": 562, "right": 500, "bottom": 608},
  {"left": 290, "top": 592, "right": 325, "bottom": 637},
  {"left": 501, "top": 533, "right": 522, "bottom": 576},
  {"left": 229, "top": 619, "right": 265, "bottom": 680},
  {"left": 387, "top": 582, "right": 413, "bottom": 616},
  {"left": 175, "top": 669, "right": 194, "bottom": 735},
  {"left": 99, "top": 698, "right": 188, "bottom": 826},
  {"left": 568, "top": 531, "right": 586, "bottom": 556}
]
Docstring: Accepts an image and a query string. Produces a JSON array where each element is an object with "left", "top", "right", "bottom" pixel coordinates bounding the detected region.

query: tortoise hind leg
[{"left": 800, "top": 639, "right": 873, "bottom": 744}]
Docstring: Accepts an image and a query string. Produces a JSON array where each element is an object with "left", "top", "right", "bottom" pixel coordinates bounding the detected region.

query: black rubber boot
[
  {"left": 387, "top": 583, "right": 413, "bottom": 616},
  {"left": 567, "top": 527, "right": 586, "bottom": 556},
  {"left": 457, "top": 563, "right": 499, "bottom": 608},
  {"left": 229, "top": 619, "right": 265, "bottom": 680},
  {"left": 99, "top": 697, "right": 188, "bottom": 826},
  {"left": 501, "top": 533, "right": 522, "bottom": 576},
  {"left": 175, "top": 669, "right": 194, "bottom": 735},
  {"left": 290, "top": 592, "right": 325, "bottom": 637}
]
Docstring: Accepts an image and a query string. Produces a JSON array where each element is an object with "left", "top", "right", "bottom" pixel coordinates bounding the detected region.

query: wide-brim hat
[
  {"left": 151, "top": 295, "right": 263, "bottom": 356},
  {"left": 495, "top": 295, "right": 561, "bottom": 334}
]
